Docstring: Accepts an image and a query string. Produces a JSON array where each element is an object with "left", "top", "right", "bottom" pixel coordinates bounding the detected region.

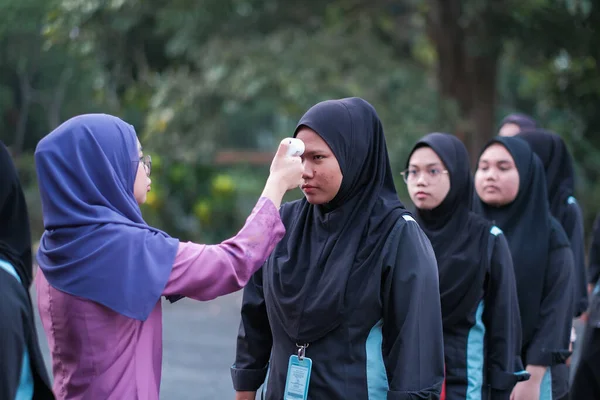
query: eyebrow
[
  {"left": 479, "top": 158, "right": 513, "bottom": 164},
  {"left": 409, "top": 162, "right": 442, "bottom": 168},
  {"left": 303, "top": 150, "right": 327, "bottom": 156}
]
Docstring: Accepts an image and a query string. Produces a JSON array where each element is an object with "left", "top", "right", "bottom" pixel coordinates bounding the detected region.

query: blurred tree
[{"left": 3, "top": 0, "right": 599, "bottom": 242}]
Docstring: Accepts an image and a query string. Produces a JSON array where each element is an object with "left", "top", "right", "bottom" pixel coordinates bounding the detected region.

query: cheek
[
  {"left": 494, "top": 174, "right": 519, "bottom": 203},
  {"left": 407, "top": 183, "right": 418, "bottom": 199},
  {"left": 436, "top": 179, "right": 451, "bottom": 200},
  {"left": 324, "top": 164, "right": 343, "bottom": 190},
  {"left": 474, "top": 172, "right": 486, "bottom": 196},
  {"left": 505, "top": 176, "right": 520, "bottom": 201},
  {"left": 134, "top": 166, "right": 146, "bottom": 190}
]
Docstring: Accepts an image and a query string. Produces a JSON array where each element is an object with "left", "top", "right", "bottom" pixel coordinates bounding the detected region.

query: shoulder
[
  {"left": 385, "top": 213, "right": 425, "bottom": 244},
  {"left": 384, "top": 213, "right": 436, "bottom": 264},
  {"left": 565, "top": 196, "right": 583, "bottom": 218},
  {"left": 487, "top": 225, "right": 505, "bottom": 251}
]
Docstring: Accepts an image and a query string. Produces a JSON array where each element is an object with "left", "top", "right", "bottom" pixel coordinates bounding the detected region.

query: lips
[
  {"left": 483, "top": 185, "right": 500, "bottom": 192},
  {"left": 302, "top": 185, "right": 317, "bottom": 194}
]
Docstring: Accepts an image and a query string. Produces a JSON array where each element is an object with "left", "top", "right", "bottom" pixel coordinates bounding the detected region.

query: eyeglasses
[
  {"left": 136, "top": 155, "right": 152, "bottom": 177},
  {"left": 400, "top": 168, "right": 448, "bottom": 184}
]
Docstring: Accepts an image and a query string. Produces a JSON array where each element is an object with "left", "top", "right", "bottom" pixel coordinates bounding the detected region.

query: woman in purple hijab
[
  {"left": 498, "top": 113, "right": 537, "bottom": 137},
  {"left": 34, "top": 113, "right": 303, "bottom": 400}
]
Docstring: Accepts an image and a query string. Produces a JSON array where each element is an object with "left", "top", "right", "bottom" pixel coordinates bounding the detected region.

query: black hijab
[
  {"left": 407, "top": 133, "right": 491, "bottom": 327},
  {"left": 473, "top": 136, "right": 551, "bottom": 347},
  {"left": 500, "top": 113, "right": 537, "bottom": 131},
  {"left": 0, "top": 142, "right": 33, "bottom": 287},
  {"left": 263, "top": 97, "right": 408, "bottom": 343},
  {"left": 0, "top": 141, "right": 54, "bottom": 399},
  {"left": 516, "top": 129, "right": 575, "bottom": 226}
]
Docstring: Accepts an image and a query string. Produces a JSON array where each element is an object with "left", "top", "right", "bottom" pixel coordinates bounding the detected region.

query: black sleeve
[
  {"left": 563, "top": 201, "right": 588, "bottom": 316},
  {"left": 482, "top": 232, "right": 526, "bottom": 399},
  {"left": 588, "top": 214, "right": 600, "bottom": 286},
  {"left": 381, "top": 217, "right": 444, "bottom": 400},
  {"left": 0, "top": 275, "right": 28, "bottom": 400},
  {"left": 231, "top": 267, "right": 273, "bottom": 392},
  {"left": 526, "top": 230, "right": 574, "bottom": 366}
]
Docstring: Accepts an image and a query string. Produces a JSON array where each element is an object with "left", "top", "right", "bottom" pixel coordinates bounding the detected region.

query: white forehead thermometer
[{"left": 285, "top": 138, "right": 305, "bottom": 157}]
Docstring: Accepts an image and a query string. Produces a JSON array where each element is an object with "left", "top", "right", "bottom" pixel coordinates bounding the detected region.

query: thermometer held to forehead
[{"left": 285, "top": 138, "right": 305, "bottom": 157}]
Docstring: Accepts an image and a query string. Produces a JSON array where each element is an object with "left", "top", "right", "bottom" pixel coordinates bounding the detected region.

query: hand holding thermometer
[{"left": 285, "top": 138, "right": 305, "bottom": 157}]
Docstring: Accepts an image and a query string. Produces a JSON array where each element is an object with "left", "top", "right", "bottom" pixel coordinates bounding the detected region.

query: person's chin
[
  {"left": 304, "top": 193, "right": 327, "bottom": 205},
  {"left": 481, "top": 195, "right": 505, "bottom": 208},
  {"left": 413, "top": 199, "right": 432, "bottom": 210}
]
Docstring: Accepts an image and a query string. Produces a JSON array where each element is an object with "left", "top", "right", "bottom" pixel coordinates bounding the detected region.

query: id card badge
[{"left": 283, "top": 354, "right": 312, "bottom": 400}]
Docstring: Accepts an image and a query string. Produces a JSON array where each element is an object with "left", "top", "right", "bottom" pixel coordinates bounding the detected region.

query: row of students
[
  {"left": 233, "top": 111, "right": 582, "bottom": 399},
  {"left": 0, "top": 99, "right": 586, "bottom": 400}
]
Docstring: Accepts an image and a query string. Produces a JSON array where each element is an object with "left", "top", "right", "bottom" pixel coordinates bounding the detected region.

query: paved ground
[{"left": 33, "top": 288, "right": 249, "bottom": 400}]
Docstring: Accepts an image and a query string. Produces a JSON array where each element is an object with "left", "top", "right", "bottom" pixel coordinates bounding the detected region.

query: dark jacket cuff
[
  {"left": 526, "top": 348, "right": 571, "bottom": 366},
  {"left": 231, "top": 365, "right": 268, "bottom": 392},
  {"left": 488, "top": 369, "right": 530, "bottom": 391}
]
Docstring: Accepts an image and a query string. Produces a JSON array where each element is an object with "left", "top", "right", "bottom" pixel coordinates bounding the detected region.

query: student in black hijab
[
  {"left": 588, "top": 214, "right": 600, "bottom": 289},
  {"left": 404, "top": 133, "right": 526, "bottom": 400},
  {"left": 0, "top": 141, "right": 55, "bottom": 399},
  {"left": 517, "top": 129, "right": 588, "bottom": 318},
  {"left": 231, "top": 98, "right": 444, "bottom": 400},
  {"left": 474, "top": 136, "right": 574, "bottom": 400},
  {"left": 570, "top": 284, "right": 600, "bottom": 399},
  {"left": 498, "top": 113, "right": 537, "bottom": 137}
]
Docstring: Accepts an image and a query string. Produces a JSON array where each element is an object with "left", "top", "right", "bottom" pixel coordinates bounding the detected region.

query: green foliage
[{"left": 2, "top": 0, "right": 600, "bottom": 245}]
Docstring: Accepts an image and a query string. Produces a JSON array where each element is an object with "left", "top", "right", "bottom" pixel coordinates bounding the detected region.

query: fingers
[{"left": 276, "top": 138, "right": 292, "bottom": 158}]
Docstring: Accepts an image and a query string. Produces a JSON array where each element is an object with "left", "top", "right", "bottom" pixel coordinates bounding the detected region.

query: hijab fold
[
  {"left": 35, "top": 114, "right": 179, "bottom": 321},
  {"left": 517, "top": 129, "right": 575, "bottom": 225},
  {"left": 408, "top": 133, "right": 491, "bottom": 326},
  {"left": 263, "top": 98, "right": 408, "bottom": 343}
]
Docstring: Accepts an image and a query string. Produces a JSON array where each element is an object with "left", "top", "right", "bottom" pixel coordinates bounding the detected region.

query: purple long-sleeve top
[{"left": 35, "top": 197, "right": 284, "bottom": 400}]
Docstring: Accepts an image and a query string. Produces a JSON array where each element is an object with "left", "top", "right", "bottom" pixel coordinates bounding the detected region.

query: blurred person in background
[
  {"left": 0, "top": 141, "right": 55, "bottom": 400},
  {"left": 473, "top": 137, "right": 574, "bottom": 400},
  {"left": 517, "top": 130, "right": 588, "bottom": 385},
  {"left": 498, "top": 113, "right": 537, "bottom": 137},
  {"left": 569, "top": 282, "right": 600, "bottom": 399},
  {"left": 587, "top": 215, "right": 600, "bottom": 292}
]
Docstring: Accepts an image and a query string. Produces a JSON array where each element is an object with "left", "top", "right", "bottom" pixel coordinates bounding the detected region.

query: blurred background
[{"left": 1, "top": 0, "right": 598, "bottom": 398}]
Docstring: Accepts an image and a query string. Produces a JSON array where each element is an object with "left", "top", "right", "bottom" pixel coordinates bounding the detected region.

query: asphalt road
[{"left": 33, "top": 288, "right": 248, "bottom": 400}]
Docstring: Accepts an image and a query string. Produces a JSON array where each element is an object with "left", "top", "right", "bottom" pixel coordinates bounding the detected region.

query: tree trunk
[
  {"left": 466, "top": 55, "right": 498, "bottom": 165},
  {"left": 14, "top": 68, "right": 32, "bottom": 158},
  {"left": 425, "top": 0, "right": 501, "bottom": 166},
  {"left": 47, "top": 67, "right": 73, "bottom": 130}
]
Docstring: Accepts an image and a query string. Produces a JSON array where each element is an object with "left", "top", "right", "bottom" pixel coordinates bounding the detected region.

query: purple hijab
[
  {"left": 500, "top": 113, "right": 537, "bottom": 130},
  {"left": 35, "top": 114, "right": 179, "bottom": 321}
]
